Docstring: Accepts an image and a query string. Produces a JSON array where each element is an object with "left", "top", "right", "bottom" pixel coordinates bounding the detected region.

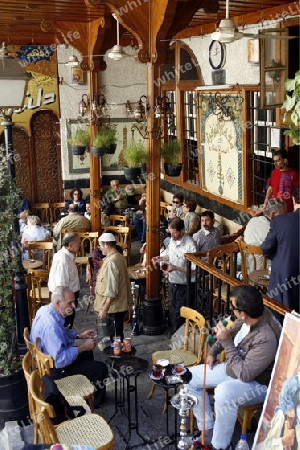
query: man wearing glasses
[{"left": 186, "top": 285, "right": 282, "bottom": 450}]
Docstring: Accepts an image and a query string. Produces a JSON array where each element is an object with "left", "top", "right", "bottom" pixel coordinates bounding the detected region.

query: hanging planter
[
  {"left": 67, "top": 127, "right": 89, "bottom": 156},
  {"left": 123, "top": 166, "right": 142, "bottom": 182},
  {"left": 120, "top": 142, "right": 146, "bottom": 181},
  {"left": 91, "top": 125, "right": 117, "bottom": 157},
  {"left": 164, "top": 162, "right": 183, "bottom": 177},
  {"left": 161, "top": 138, "right": 183, "bottom": 177}
]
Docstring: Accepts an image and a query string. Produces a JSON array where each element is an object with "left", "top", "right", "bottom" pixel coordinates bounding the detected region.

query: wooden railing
[{"left": 185, "top": 253, "right": 291, "bottom": 326}]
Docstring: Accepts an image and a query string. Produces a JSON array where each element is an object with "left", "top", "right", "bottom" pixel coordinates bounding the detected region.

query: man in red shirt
[{"left": 264, "top": 149, "right": 299, "bottom": 212}]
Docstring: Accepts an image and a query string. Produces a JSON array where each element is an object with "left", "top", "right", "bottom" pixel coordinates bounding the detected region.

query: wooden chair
[
  {"left": 24, "top": 327, "right": 36, "bottom": 357},
  {"left": 109, "top": 214, "right": 129, "bottom": 227},
  {"left": 27, "top": 269, "right": 50, "bottom": 324},
  {"left": 148, "top": 306, "right": 206, "bottom": 410},
  {"left": 31, "top": 203, "right": 51, "bottom": 227},
  {"left": 160, "top": 201, "right": 172, "bottom": 220},
  {"left": 22, "top": 351, "right": 39, "bottom": 444},
  {"left": 29, "top": 371, "right": 114, "bottom": 450},
  {"left": 49, "top": 202, "right": 66, "bottom": 225},
  {"left": 221, "top": 225, "right": 246, "bottom": 245},
  {"left": 104, "top": 225, "right": 131, "bottom": 265},
  {"left": 34, "top": 346, "right": 95, "bottom": 413},
  {"left": 238, "top": 239, "right": 267, "bottom": 284},
  {"left": 24, "top": 241, "right": 54, "bottom": 271},
  {"left": 77, "top": 231, "right": 99, "bottom": 257}
]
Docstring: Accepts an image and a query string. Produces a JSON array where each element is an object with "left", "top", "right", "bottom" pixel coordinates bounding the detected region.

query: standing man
[
  {"left": 193, "top": 211, "right": 221, "bottom": 253},
  {"left": 53, "top": 204, "right": 90, "bottom": 250},
  {"left": 30, "top": 286, "right": 108, "bottom": 407},
  {"left": 263, "top": 149, "right": 299, "bottom": 213},
  {"left": 261, "top": 185, "right": 300, "bottom": 312},
  {"left": 48, "top": 232, "right": 81, "bottom": 328},
  {"left": 186, "top": 285, "right": 282, "bottom": 450},
  {"left": 152, "top": 217, "right": 197, "bottom": 331},
  {"left": 94, "top": 233, "right": 131, "bottom": 342}
]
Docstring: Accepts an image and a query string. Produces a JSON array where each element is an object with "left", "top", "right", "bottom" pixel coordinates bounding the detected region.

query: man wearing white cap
[{"left": 94, "top": 233, "right": 131, "bottom": 341}]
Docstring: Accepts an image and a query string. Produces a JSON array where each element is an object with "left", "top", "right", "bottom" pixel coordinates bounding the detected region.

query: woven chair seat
[
  {"left": 66, "top": 395, "right": 91, "bottom": 414},
  {"left": 56, "top": 413, "right": 114, "bottom": 450},
  {"left": 153, "top": 349, "right": 197, "bottom": 367},
  {"left": 55, "top": 375, "right": 95, "bottom": 398}
]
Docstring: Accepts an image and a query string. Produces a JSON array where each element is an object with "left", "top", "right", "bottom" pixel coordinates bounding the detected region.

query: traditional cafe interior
[{"left": 0, "top": 0, "right": 299, "bottom": 449}]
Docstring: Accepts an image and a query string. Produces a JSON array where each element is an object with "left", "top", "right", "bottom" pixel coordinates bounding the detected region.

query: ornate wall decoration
[{"left": 199, "top": 91, "right": 243, "bottom": 204}]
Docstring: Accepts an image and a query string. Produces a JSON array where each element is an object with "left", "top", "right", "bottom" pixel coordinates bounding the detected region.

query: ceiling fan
[{"left": 211, "top": 0, "right": 295, "bottom": 43}]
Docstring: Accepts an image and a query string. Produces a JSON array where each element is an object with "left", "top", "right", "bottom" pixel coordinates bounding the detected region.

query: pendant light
[{"left": 107, "top": 15, "right": 129, "bottom": 61}]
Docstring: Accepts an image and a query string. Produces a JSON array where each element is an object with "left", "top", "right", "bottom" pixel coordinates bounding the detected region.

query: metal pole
[{"left": 2, "top": 116, "right": 30, "bottom": 355}]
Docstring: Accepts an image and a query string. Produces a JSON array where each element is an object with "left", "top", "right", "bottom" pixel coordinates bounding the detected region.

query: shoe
[
  {"left": 188, "top": 429, "right": 213, "bottom": 447},
  {"left": 211, "top": 444, "right": 233, "bottom": 450}
]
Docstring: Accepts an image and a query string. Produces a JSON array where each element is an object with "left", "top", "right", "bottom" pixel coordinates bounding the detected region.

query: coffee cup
[
  {"left": 174, "top": 363, "right": 185, "bottom": 375},
  {"left": 152, "top": 364, "right": 163, "bottom": 378}
]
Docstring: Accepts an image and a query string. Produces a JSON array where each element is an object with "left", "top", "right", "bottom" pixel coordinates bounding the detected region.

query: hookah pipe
[
  {"left": 131, "top": 281, "right": 140, "bottom": 336},
  {"left": 196, "top": 320, "right": 228, "bottom": 450},
  {"left": 162, "top": 271, "right": 171, "bottom": 328}
]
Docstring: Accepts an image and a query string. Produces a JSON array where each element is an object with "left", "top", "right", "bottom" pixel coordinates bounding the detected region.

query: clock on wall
[{"left": 209, "top": 40, "right": 226, "bottom": 70}]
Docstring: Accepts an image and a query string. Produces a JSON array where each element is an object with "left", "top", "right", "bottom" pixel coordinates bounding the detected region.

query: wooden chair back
[
  {"left": 180, "top": 306, "right": 206, "bottom": 365},
  {"left": 160, "top": 201, "right": 171, "bottom": 220},
  {"left": 103, "top": 226, "right": 131, "bottom": 264},
  {"left": 109, "top": 214, "right": 129, "bottom": 227},
  {"left": 49, "top": 202, "right": 66, "bottom": 224},
  {"left": 22, "top": 352, "right": 40, "bottom": 444},
  {"left": 35, "top": 346, "right": 54, "bottom": 377},
  {"left": 76, "top": 231, "right": 99, "bottom": 257},
  {"left": 238, "top": 239, "right": 267, "bottom": 283},
  {"left": 207, "top": 242, "right": 240, "bottom": 277},
  {"left": 27, "top": 269, "right": 50, "bottom": 324},
  {"left": 221, "top": 225, "right": 246, "bottom": 244},
  {"left": 61, "top": 228, "right": 86, "bottom": 236},
  {"left": 29, "top": 371, "right": 59, "bottom": 444},
  {"left": 31, "top": 203, "right": 51, "bottom": 226},
  {"left": 24, "top": 241, "right": 54, "bottom": 271},
  {"left": 24, "top": 327, "right": 36, "bottom": 357}
]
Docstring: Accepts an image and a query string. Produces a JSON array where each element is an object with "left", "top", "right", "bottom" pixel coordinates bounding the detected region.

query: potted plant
[
  {"left": 91, "top": 125, "right": 117, "bottom": 157},
  {"left": 282, "top": 70, "right": 300, "bottom": 145},
  {"left": 161, "top": 138, "right": 183, "bottom": 177},
  {"left": 67, "top": 127, "right": 90, "bottom": 155},
  {"left": 121, "top": 142, "right": 147, "bottom": 181},
  {"left": 0, "top": 148, "right": 28, "bottom": 423}
]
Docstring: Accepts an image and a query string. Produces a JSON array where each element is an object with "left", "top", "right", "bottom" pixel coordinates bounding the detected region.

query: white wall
[{"left": 57, "top": 21, "right": 282, "bottom": 182}]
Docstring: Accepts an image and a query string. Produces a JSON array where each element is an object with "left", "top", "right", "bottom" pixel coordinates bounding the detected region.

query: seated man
[
  {"left": 30, "top": 286, "right": 108, "bottom": 407},
  {"left": 192, "top": 210, "right": 221, "bottom": 255},
  {"left": 186, "top": 285, "right": 282, "bottom": 450},
  {"left": 104, "top": 179, "right": 134, "bottom": 214},
  {"left": 53, "top": 203, "right": 90, "bottom": 249}
]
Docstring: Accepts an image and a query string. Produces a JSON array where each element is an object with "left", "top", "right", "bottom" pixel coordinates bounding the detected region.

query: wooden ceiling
[{"left": 0, "top": 1, "right": 298, "bottom": 55}]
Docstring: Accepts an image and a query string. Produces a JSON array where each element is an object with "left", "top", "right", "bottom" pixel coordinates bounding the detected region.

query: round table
[
  {"left": 22, "top": 259, "right": 43, "bottom": 271},
  {"left": 248, "top": 269, "right": 270, "bottom": 288},
  {"left": 127, "top": 264, "right": 147, "bottom": 280}
]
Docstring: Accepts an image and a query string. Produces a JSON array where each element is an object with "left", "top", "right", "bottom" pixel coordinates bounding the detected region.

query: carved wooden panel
[
  {"left": 13, "top": 127, "right": 32, "bottom": 201},
  {"left": 31, "top": 110, "right": 62, "bottom": 203}
]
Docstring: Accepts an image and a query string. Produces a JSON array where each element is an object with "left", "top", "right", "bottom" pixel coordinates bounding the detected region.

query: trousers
[{"left": 187, "top": 362, "right": 267, "bottom": 449}]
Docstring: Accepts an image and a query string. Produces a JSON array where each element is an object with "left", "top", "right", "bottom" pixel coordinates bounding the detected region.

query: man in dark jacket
[
  {"left": 261, "top": 184, "right": 300, "bottom": 312},
  {"left": 186, "top": 285, "right": 282, "bottom": 450}
]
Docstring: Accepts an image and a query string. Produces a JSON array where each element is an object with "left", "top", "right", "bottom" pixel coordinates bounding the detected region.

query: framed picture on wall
[
  {"left": 247, "top": 39, "right": 259, "bottom": 64},
  {"left": 67, "top": 119, "right": 90, "bottom": 173},
  {"left": 70, "top": 67, "right": 85, "bottom": 85}
]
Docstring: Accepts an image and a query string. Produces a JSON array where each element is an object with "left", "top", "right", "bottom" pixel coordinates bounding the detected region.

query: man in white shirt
[
  {"left": 244, "top": 198, "right": 286, "bottom": 273},
  {"left": 152, "top": 217, "right": 197, "bottom": 331},
  {"left": 48, "top": 232, "right": 81, "bottom": 329}
]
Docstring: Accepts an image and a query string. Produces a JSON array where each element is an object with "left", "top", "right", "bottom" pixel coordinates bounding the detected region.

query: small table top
[
  {"left": 103, "top": 344, "right": 136, "bottom": 359},
  {"left": 112, "top": 356, "right": 148, "bottom": 375},
  {"left": 22, "top": 259, "right": 43, "bottom": 271},
  {"left": 128, "top": 264, "right": 147, "bottom": 280},
  {"left": 150, "top": 365, "right": 192, "bottom": 388},
  {"left": 248, "top": 269, "right": 270, "bottom": 287}
]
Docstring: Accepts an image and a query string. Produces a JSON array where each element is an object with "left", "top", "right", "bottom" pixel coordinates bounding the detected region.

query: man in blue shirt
[{"left": 30, "top": 286, "right": 108, "bottom": 407}]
